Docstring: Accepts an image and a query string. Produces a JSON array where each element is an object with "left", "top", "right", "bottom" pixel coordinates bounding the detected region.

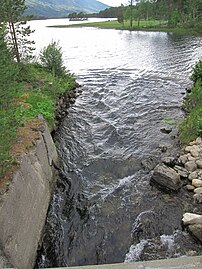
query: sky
[{"left": 99, "top": 0, "right": 129, "bottom": 7}]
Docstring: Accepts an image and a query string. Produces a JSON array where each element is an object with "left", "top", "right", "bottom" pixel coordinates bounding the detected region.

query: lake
[{"left": 29, "top": 18, "right": 202, "bottom": 268}]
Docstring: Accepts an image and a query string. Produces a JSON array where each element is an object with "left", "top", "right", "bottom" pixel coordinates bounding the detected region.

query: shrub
[
  {"left": 0, "top": 26, "right": 19, "bottom": 108},
  {"left": 179, "top": 70, "right": 202, "bottom": 144},
  {"left": 190, "top": 60, "right": 202, "bottom": 84},
  {"left": 39, "top": 41, "right": 66, "bottom": 77}
]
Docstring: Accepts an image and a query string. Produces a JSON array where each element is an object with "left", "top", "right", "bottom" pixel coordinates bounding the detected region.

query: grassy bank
[
  {"left": 179, "top": 60, "right": 202, "bottom": 145},
  {"left": 0, "top": 63, "right": 76, "bottom": 179},
  {"left": 50, "top": 19, "right": 202, "bottom": 35}
]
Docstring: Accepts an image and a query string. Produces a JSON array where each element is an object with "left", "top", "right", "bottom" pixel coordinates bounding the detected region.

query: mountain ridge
[{"left": 25, "top": 0, "right": 110, "bottom": 18}]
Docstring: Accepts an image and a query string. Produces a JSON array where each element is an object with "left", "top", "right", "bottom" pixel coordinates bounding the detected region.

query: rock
[
  {"left": 160, "top": 127, "right": 172, "bottom": 134},
  {"left": 196, "top": 159, "right": 202, "bottom": 169},
  {"left": 196, "top": 137, "right": 202, "bottom": 144},
  {"left": 192, "top": 179, "right": 202, "bottom": 188},
  {"left": 151, "top": 164, "right": 182, "bottom": 191},
  {"left": 0, "top": 120, "right": 59, "bottom": 269},
  {"left": 190, "top": 149, "right": 200, "bottom": 158},
  {"left": 141, "top": 157, "right": 158, "bottom": 171},
  {"left": 193, "top": 193, "right": 202, "bottom": 203},
  {"left": 188, "top": 224, "right": 202, "bottom": 243},
  {"left": 178, "top": 154, "right": 188, "bottom": 165},
  {"left": 186, "top": 185, "right": 195, "bottom": 191},
  {"left": 185, "top": 145, "right": 200, "bottom": 158},
  {"left": 0, "top": 248, "right": 13, "bottom": 268},
  {"left": 189, "top": 141, "right": 197, "bottom": 146},
  {"left": 189, "top": 171, "right": 199, "bottom": 181},
  {"left": 194, "top": 187, "right": 202, "bottom": 194},
  {"left": 187, "top": 153, "right": 196, "bottom": 161},
  {"left": 161, "top": 157, "right": 176, "bottom": 167},
  {"left": 185, "top": 146, "right": 193, "bottom": 153},
  {"left": 159, "top": 144, "right": 168, "bottom": 153},
  {"left": 182, "top": 213, "right": 202, "bottom": 225},
  {"left": 185, "top": 161, "right": 197, "bottom": 172},
  {"left": 69, "top": 98, "right": 76, "bottom": 104},
  {"left": 174, "top": 165, "right": 189, "bottom": 178}
]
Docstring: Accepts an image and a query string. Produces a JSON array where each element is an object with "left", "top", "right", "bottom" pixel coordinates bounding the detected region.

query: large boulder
[
  {"left": 188, "top": 224, "right": 202, "bottom": 243},
  {"left": 174, "top": 165, "right": 189, "bottom": 178},
  {"left": 185, "top": 161, "right": 197, "bottom": 172},
  {"left": 151, "top": 164, "right": 182, "bottom": 191},
  {"left": 185, "top": 145, "right": 200, "bottom": 158},
  {"left": 194, "top": 187, "right": 202, "bottom": 194},
  {"left": 182, "top": 213, "right": 202, "bottom": 225},
  {"left": 192, "top": 179, "right": 202, "bottom": 188},
  {"left": 196, "top": 159, "right": 202, "bottom": 169}
]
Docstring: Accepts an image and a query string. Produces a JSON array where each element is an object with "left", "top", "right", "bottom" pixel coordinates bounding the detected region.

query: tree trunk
[
  {"left": 10, "top": 21, "right": 20, "bottom": 63},
  {"left": 137, "top": 17, "right": 140, "bottom": 28},
  {"left": 130, "top": 7, "right": 133, "bottom": 28}
]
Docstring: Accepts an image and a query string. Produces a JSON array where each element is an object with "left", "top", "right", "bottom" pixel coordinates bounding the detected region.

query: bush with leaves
[
  {"left": 190, "top": 60, "right": 202, "bottom": 84},
  {"left": 39, "top": 41, "right": 66, "bottom": 77},
  {"left": 179, "top": 60, "right": 202, "bottom": 144}
]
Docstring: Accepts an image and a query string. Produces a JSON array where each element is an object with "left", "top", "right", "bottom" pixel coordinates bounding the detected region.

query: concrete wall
[
  {"left": 0, "top": 121, "right": 58, "bottom": 269},
  {"left": 49, "top": 256, "right": 202, "bottom": 269}
]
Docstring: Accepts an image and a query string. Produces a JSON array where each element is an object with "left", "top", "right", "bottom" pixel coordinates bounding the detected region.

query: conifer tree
[
  {"left": 0, "top": 0, "right": 34, "bottom": 63},
  {"left": 0, "top": 24, "right": 18, "bottom": 107}
]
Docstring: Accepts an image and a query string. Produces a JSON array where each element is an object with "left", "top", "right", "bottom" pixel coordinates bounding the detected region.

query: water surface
[{"left": 30, "top": 19, "right": 202, "bottom": 267}]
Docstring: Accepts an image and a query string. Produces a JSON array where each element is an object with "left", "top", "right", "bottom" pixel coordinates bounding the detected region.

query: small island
[{"left": 68, "top": 12, "right": 88, "bottom": 21}]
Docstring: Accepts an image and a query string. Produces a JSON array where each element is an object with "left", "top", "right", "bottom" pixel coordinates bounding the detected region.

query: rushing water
[{"left": 31, "top": 19, "right": 202, "bottom": 267}]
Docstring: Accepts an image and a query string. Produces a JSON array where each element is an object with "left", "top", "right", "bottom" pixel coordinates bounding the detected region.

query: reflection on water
[{"left": 33, "top": 19, "right": 202, "bottom": 267}]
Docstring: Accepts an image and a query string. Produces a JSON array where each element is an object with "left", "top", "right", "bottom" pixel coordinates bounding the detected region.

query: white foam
[{"left": 124, "top": 240, "right": 148, "bottom": 263}]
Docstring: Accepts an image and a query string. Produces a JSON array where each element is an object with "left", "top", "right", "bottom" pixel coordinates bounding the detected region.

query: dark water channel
[{"left": 33, "top": 23, "right": 202, "bottom": 268}]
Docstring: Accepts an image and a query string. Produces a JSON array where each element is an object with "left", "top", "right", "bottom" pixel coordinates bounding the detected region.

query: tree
[
  {"left": 129, "top": 0, "right": 135, "bottom": 28},
  {"left": 0, "top": 0, "right": 35, "bottom": 63},
  {"left": 0, "top": 24, "right": 18, "bottom": 107},
  {"left": 39, "top": 41, "right": 66, "bottom": 77},
  {"left": 117, "top": 4, "right": 125, "bottom": 25}
]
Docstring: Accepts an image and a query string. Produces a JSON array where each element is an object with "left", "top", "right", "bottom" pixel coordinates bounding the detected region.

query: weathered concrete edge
[
  {"left": 0, "top": 119, "right": 59, "bottom": 269},
  {"left": 47, "top": 256, "right": 202, "bottom": 269}
]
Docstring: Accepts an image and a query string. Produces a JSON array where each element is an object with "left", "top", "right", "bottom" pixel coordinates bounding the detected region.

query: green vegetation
[
  {"left": 179, "top": 60, "right": 202, "bottom": 144},
  {"left": 0, "top": 0, "right": 35, "bottom": 63},
  {"left": 0, "top": 60, "right": 76, "bottom": 178},
  {"left": 51, "top": 19, "right": 166, "bottom": 29},
  {"left": 39, "top": 41, "right": 66, "bottom": 76},
  {"left": 52, "top": 19, "right": 199, "bottom": 35},
  {"left": 68, "top": 12, "right": 88, "bottom": 20},
  {"left": 83, "top": 0, "right": 202, "bottom": 35},
  {"left": 0, "top": 2, "right": 76, "bottom": 179}
]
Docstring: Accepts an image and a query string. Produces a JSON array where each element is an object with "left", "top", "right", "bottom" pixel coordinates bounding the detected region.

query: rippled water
[{"left": 32, "top": 19, "right": 202, "bottom": 267}]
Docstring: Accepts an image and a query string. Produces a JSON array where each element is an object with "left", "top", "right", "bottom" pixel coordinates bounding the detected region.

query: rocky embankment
[
  {"left": 55, "top": 86, "right": 81, "bottom": 122},
  {"left": 0, "top": 86, "right": 81, "bottom": 269},
  {"left": 151, "top": 137, "right": 202, "bottom": 244},
  {"left": 0, "top": 117, "right": 59, "bottom": 269}
]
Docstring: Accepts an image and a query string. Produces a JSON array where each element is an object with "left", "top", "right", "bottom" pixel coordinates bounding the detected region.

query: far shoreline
[{"left": 47, "top": 19, "right": 202, "bottom": 36}]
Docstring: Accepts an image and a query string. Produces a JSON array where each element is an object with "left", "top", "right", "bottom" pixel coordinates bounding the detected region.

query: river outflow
[{"left": 32, "top": 20, "right": 202, "bottom": 268}]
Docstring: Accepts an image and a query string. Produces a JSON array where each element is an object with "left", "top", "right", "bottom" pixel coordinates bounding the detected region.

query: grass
[
  {"left": 49, "top": 19, "right": 166, "bottom": 30},
  {"left": 0, "top": 63, "right": 76, "bottom": 179},
  {"left": 49, "top": 19, "right": 202, "bottom": 35},
  {"left": 179, "top": 80, "right": 202, "bottom": 145}
]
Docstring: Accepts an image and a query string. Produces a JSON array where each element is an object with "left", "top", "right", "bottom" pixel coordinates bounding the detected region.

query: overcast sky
[{"left": 99, "top": 0, "right": 129, "bottom": 7}]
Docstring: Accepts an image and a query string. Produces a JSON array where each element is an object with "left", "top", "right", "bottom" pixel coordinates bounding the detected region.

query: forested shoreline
[{"left": 84, "top": 0, "right": 202, "bottom": 33}]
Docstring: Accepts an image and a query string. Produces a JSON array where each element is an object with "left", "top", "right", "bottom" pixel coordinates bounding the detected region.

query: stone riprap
[{"left": 151, "top": 136, "right": 202, "bottom": 244}]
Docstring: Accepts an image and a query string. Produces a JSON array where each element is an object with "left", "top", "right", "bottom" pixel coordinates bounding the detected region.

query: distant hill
[{"left": 25, "top": 0, "right": 110, "bottom": 18}]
